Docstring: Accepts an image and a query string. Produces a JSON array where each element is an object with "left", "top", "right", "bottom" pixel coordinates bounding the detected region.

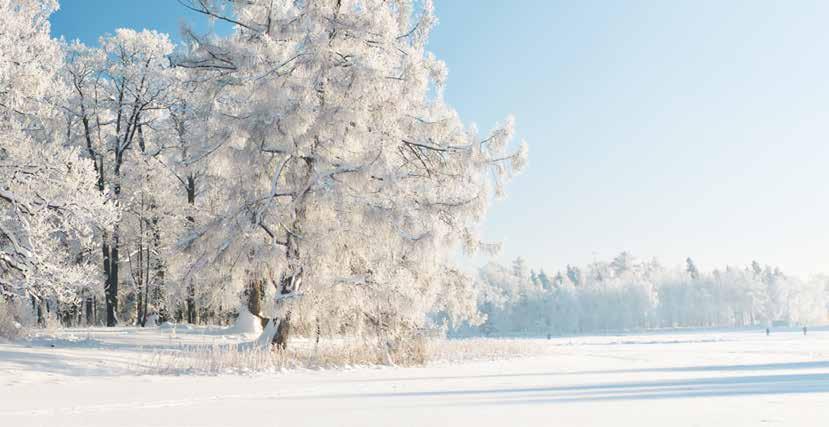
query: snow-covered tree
[
  {"left": 0, "top": 0, "right": 115, "bottom": 320},
  {"left": 566, "top": 264, "right": 583, "bottom": 287},
  {"left": 610, "top": 251, "right": 635, "bottom": 277},
  {"left": 537, "top": 269, "right": 552, "bottom": 290},
  {"left": 0, "top": 142, "right": 114, "bottom": 307},
  {"left": 177, "top": 0, "right": 527, "bottom": 349},
  {"left": 685, "top": 257, "right": 699, "bottom": 280},
  {"left": 63, "top": 29, "right": 176, "bottom": 326}
]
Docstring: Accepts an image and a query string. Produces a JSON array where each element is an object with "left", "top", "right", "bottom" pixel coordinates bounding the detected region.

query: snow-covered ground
[{"left": 2, "top": 326, "right": 828, "bottom": 426}]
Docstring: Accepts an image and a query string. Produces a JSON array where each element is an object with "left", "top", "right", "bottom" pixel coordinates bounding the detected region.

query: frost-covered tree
[
  {"left": 537, "top": 269, "right": 552, "bottom": 290},
  {"left": 610, "top": 251, "right": 635, "bottom": 277},
  {"left": 566, "top": 264, "right": 582, "bottom": 287},
  {"left": 63, "top": 29, "right": 176, "bottom": 326},
  {"left": 685, "top": 257, "right": 699, "bottom": 279},
  {"left": 0, "top": 143, "right": 114, "bottom": 310},
  {"left": 177, "top": 0, "right": 527, "bottom": 349},
  {"left": 512, "top": 257, "right": 530, "bottom": 281},
  {"left": 0, "top": 0, "right": 115, "bottom": 321},
  {"left": 156, "top": 58, "right": 238, "bottom": 325}
]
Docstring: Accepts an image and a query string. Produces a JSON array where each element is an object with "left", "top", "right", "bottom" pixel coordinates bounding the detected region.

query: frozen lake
[{"left": 2, "top": 327, "right": 828, "bottom": 426}]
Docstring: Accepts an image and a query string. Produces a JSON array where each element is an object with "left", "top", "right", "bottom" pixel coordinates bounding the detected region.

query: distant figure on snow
[
  {"left": 765, "top": 327, "right": 770, "bottom": 336},
  {"left": 803, "top": 326, "right": 808, "bottom": 336}
]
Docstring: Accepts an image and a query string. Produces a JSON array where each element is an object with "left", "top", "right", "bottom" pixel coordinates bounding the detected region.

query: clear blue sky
[{"left": 51, "top": 1, "right": 829, "bottom": 276}]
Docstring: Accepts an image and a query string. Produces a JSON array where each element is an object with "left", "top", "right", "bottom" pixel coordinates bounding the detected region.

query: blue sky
[{"left": 51, "top": 1, "right": 829, "bottom": 276}]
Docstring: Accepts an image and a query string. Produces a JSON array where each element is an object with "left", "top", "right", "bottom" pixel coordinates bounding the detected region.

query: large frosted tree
[{"left": 177, "top": 0, "right": 528, "bottom": 348}]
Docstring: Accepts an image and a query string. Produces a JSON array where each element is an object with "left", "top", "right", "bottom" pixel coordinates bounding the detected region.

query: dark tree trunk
[
  {"left": 31, "top": 295, "right": 45, "bottom": 327},
  {"left": 136, "top": 279, "right": 144, "bottom": 326},
  {"left": 274, "top": 311, "right": 292, "bottom": 350},
  {"left": 135, "top": 220, "right": 145, "bottom": 326},
  {"left": 272, "top": 270, "right": 301, "bottom": 349},
  {"left": 246, "top": 278, "right": 263, "bottom": 317},
  {"left": 315, "top": 317, "right": 321, "bottom": 346},
  {"left": 186, "top": 283, "right": 197, "bottom": 324},
  {"left": 103, "top": 236, "right": 113, "bottom": 326},
  {"left": 185, "top": 174, "right": 197, "bottom": 324},
  {"left": 85, "top": 294, "right": 94, "bottom": 325},
  {"left": 150, "top": 216, "right": 167, "bottom": 322},
  {"left": 59, "top": 302, "right": 69, "bottom": 327},
  {"left": 67, "top": 303, "right": 77, "bottom": 327},
  {"left": 105, "top": 230, "right": 119, "bottom": 327},
  {"left": 142, "top": 240, "right": 150, "bottom": 324}
]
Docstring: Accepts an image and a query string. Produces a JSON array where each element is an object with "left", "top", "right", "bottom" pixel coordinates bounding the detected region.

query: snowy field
[{"left": 2, "top": 327, "right": 829, "bottom": 426}]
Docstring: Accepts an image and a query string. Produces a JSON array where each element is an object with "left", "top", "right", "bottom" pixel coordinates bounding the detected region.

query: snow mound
[
  {"left": 159, "top": 321, "right": 176, "bottom": 330},
  {"left": 144, "top": 314, "right": 160, "bottom": 327},
  {"left": 226, "top": 308, "right": 263, "bottom": 336},
  {"left": 254, "top": 318, "right": 278, "bottom": 349},
  {"left": 159, "top": 322, "right": 195, "bottom": 330}
]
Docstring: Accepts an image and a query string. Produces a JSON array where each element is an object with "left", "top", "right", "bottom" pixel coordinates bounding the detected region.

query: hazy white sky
[{"left": 52, "top": 0, "right": 829, "bottom": 275}]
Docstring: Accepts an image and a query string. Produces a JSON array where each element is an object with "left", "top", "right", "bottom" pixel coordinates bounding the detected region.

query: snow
[
  {"left": 226, "top": 307, "right": 264, "bottom": 337},
  {"left": 1, "top": 327, "right": 828, "bottom": 426},
  {"left": 145, "top": 314, "right": 160, "bottom": 327}
]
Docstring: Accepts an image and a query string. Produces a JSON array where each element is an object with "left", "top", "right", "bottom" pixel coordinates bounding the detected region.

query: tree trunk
[
  {"left": 136, "top": 237, "right": 145, "bottom": 326},
  {"left": 246, "top": 278, "right": 263, "bottom": 318},
  {"left": 136, "top": 282, "right": 144, "bottom": 326},
  {"left": 186, "top": 282, "right": 197, "bottom": 324},
  {"left": 274, "top": 311, "right": 292, "bottom": 350},
  {"left": 102, "top": 234, "right": 114, "bottom": 326},
  {"left": 85, "top": 294, "right": 94, "bottom": 326},
  {"left": 185, "top": 174, "right": 197, "bottom": 324},
  {"left": 269, "top": 156, "right": 311, "bottom": 350},
  {"left": 271, "top": 270, "right": 301, "bottom": 349},
  {"left": 315, "top": 317, "right": 321, "bottom": 346},
  {"left": 105, "top": 229, "right": 119, "bottom": 327},
  {"left": 31, "top": 295, "right": 45, "bottom": 327},
  {"left": 151, "top": 215, "right": 167, "bottom": 322}
]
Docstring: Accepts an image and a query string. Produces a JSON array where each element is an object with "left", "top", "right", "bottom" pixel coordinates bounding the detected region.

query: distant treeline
[{"left": 454, "top": 253, "right": 828, "bottom": 336}]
